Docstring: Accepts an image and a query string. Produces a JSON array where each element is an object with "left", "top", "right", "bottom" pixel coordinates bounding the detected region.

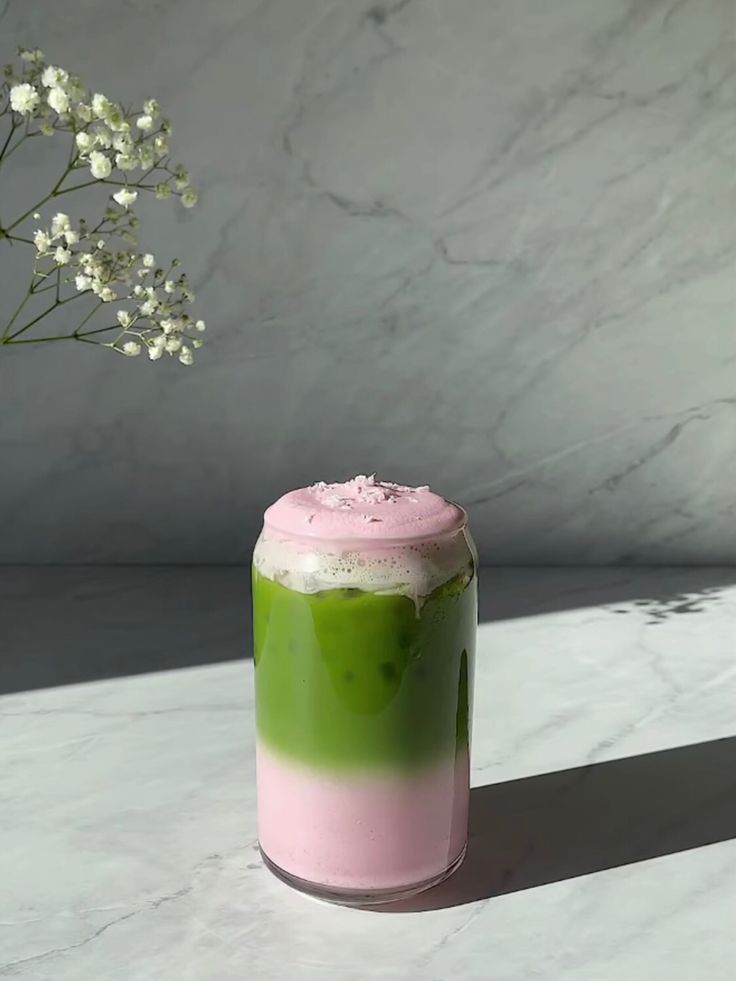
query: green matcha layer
[{"left": 253, "top": 568, "right": 476, "bottom": 772}]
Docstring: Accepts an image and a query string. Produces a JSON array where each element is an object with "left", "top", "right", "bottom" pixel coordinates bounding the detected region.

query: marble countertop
[{"left": 2, "top": 567, "right": 736, "bottom": 980}]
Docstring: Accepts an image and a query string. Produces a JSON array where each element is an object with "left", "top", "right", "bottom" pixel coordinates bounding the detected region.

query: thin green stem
[
  {"left": 1, "top": 232, "right": 33, "bottom": 245},
  {"left": 72, "top": 299, "right": 104, "bottom": 336},
  {"left": 3, "top": 333, "right": 79, "bottom": 345},
  {"left": 1, "top": 287, "right": 33, "bottom": 340},
  {"left": 0, "top": 129, "right": 40, "bottom": 167},
  {"left": 5, "top": 163, "right": 74, "bottom": 232},
  {"left": 3, "top": 320, "right": 115, "bottom": 346},
  {"left": 56, "top": 178, "right": 160, "bottom": 195},
  {"left": 0, "top": 116, "right": 17, "bottom": 165},
  {"left": 6, "top": 291, "right": 85, "bottom": 341}
]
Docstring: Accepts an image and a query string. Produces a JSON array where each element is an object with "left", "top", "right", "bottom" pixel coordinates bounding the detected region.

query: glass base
[{"left": 259, "top": 843, "right": 467, "bottom": 907}]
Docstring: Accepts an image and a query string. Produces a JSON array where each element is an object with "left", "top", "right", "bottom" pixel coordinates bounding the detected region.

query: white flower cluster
[
  {"left": 32, "top": 211, "right": 205, "bottom": 363},
  {"left": 0, "top": 48, "right": 205, "bottom": 362},
  {"left": 3, "top": 52, "right": 197, "bottom": 205}
]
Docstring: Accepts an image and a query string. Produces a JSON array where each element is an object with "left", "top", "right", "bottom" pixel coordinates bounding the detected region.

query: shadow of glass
[
  {"left": 374, "top": 736, "right": 736, "bottom": 912},
  {"left": 0, "top": 566, "right": 252, "bottom": 694}
]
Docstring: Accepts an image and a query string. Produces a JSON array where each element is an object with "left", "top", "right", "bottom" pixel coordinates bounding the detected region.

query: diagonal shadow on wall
[
  {"left": 0, "top": 565, "right": 252, "bottom": 694},
  {"left": 1, "top": 566, "right": 735, "bottom": 694}
]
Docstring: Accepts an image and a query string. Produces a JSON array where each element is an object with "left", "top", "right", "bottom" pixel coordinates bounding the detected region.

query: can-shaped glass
[{"left": 252, "top": 476, "right": 477, "bottom": 905}]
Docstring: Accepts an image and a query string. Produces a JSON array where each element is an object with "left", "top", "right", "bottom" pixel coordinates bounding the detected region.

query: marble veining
[
  {"left": 2, "top": 0, "right": 736, "bottom": 563},
  {"left": 1, "top": 567, "right": 736, "bottom": 979}
]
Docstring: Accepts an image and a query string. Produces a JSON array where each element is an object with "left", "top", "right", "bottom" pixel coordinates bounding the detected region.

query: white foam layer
[{"left": 253, "top": 530, "right": 475, "bottom": 603}]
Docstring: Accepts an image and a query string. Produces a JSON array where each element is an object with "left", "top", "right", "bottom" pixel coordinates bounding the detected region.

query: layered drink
[{"left": 253, "top": 475, "right": 477, "bottom": 904}]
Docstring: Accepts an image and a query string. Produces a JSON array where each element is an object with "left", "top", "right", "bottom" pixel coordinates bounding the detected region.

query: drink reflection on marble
[{"left": 252, "top": 475, "right": 477, "bottom": 905}]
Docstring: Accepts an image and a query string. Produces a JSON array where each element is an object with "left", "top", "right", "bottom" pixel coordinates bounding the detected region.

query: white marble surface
[
  {"left": 2, "top": 567, "right": 736, "bottom": 979},
  {"left": 2, "top": 1, "right": 736, "bottom": 563}
]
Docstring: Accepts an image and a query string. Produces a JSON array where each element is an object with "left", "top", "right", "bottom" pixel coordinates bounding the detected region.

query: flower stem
[
  {"left": 5, "top": 291, "right": 85, "bottom": 341},
  {"left": 0, "top": 232, "right": 33, "bottom": 245},
  {"left": 5, "top": 163, "right": 75, "bottom": 232},
  {"left": 1, "top": 301, "right": 109, "bottom": 346},
  {"left": 0, "top": 129, "right": 40, "bottom": 168},
  {"left": 0, "top": 117, "right": 18, "bottom": 168},
  {"left": 72, "top": 299, "right": 104, "bottom": 336},
  {"left": 1, "top": 287, "right": 33, "bottom": 340}
]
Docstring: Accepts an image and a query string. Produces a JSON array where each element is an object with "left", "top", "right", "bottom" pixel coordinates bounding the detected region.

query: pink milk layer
[
  {"left": 264, "top": 475, "right": 466, "bottom": 546},
  {"left": 257, "top": 742, "right": 470, "bottom": 891}
]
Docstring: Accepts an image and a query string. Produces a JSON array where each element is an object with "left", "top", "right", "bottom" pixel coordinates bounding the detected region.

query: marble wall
[{"left": 1, "top": 0, "right": 736, "bottom": 564}]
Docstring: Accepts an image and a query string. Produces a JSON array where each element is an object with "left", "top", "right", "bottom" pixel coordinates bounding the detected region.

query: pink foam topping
[{"left": 264, "top": 475, "right": 465, "bottom": 544}]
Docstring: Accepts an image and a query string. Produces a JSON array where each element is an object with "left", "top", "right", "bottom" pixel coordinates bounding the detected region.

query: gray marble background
[{"left": 1, "top": 0, "right": 736, "bottom": 564}]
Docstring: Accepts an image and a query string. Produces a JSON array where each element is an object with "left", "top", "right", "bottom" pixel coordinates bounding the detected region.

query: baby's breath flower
[
  {"left": 41, "top": 65, "right": 68, "bottom": 88},
  {"left": 19, "top": 48, "right": 43, "bottom": 64},
  {"left": 195, "top": 319, "right": 206, "bottom": 332},
  {"left": 137, "top": 144, "right": 154, "bottom": 170},
  {"left": 46, "top": 86, "right": 69, "bottom": 114},
  {"left": 106, "top": 105, "right": 126, "bottom": 131},
  {"left": 10, "top": 82, "right": 39, "bottom": 114},
  {"left": 76, "top": 131, "right": 95, "bottom": 153},
  {"left": 93, "top": 127, "right": 113, "bottom": 149},
  {"left": 89, "top": 150, "right": 112, "bottom": 179},
  {"left": 2, "top": 51, "right": 204, "bottom": 364},
  {"left": 112, "top": 188, "right": 138, "bottom": 208},
  {"left": 153, "top": 134, "right": 168, "bottom": 158},
  {"left": 116, "top": 153, "right": 138, "bottom": 171},
  {"left": 33, "top": 229, "right": 51, "bottom": 253},
  {"left": 66, "top": 76, "right": 85, "bottom": 102},
  {"left": 91, "top": 93, "right": 110, "bottom": 118},
  {"left": 112, "top": 132, "right": 132, "bottom": 153},
  {"left": 51, "top": 213, "right": 71, "bottom": 237},
  {"left": 148, "top": 335, "right": 166, "bottom": 361},
  {"left": 173, "top": 166, "right": 189, "bottom": 190}
]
